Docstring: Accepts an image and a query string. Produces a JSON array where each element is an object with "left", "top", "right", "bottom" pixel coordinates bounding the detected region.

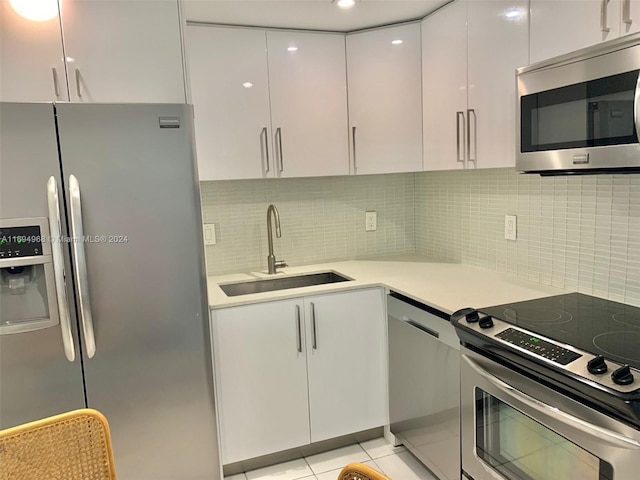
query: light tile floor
[{"left": 225, "top": 438, "right": 438, "bottom": 480}]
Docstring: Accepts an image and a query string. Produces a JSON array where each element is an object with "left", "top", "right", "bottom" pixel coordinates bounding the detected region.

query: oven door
[{"left": 460, "top": 347, "right": 640, "bottom": 480}]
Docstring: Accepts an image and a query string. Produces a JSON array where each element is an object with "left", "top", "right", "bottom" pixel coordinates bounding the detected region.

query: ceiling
[{"left": 183, "top": 0, "right": 451, "bottom": 32}]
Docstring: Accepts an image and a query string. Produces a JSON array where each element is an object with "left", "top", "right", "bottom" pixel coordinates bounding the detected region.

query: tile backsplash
[
  {"left": 200, "top": 174, "right": 415, "bottom": 275},
  {"left": 200, "top": 168, "right": 640, "bottom": 306},
  {"left": 415, "top": 168, "right": 640, "bottom": 306}
]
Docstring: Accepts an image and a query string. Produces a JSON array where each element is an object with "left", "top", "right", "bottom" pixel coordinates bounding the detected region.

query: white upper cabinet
[
  {"left": 0, "top": 0, "right": 68, "bottom": 102},
  {"left": 467, "top": 0, "right": 529, "bottom": 169},
  {"left": 423, "top": 0, "right": 528, "bottom": 171},
  {"left": 186, "top": 27, "right": 349, "bottom": 180},
  {"left": 422, "top": 0, "right": 468, "bottom": 171},
  {"left": 186, "top": 26, "right": 272, "bottom": 181},
  {"left": 346, "top": 24, "right": 423, "bottom": 174},
  {"left": 60, "top": 0, "right": 186, "bottom": 103},
  {"left": 267, "top": 31, "right": 350, "bottom": 178},
  {"left": 530, "top": 0, "right": 621, "bottom": 64}
]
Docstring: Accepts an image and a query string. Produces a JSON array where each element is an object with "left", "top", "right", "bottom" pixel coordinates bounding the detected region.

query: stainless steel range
[{"left": 452, "top": 293, "right": 640, "bottom": 480}]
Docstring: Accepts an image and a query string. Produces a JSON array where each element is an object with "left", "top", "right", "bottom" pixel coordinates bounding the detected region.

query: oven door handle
[
  {"left": 465, "top": 355, "right": 640, "bottom": 449},
  {"left": 634, "top": 71, "right": 640, "bottom": 141}
]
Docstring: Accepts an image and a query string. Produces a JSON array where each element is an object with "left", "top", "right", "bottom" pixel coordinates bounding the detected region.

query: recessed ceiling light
[
  {"left": 504, "top": 9, "right": 522, "bottom": 19},
  {"left": 335, "top": 0, "right": 355, "bottom": 9},
  {"left": 9, "top": 0, "right": 58, "bottom": 21},
  {"left": 391, "top": 39, "right": 403, "bottom": 45},
  {"left": 242, "top": 82, "right": 253, "bottom": 89},
  {"left": 287, "top": 46, "right": 298, "bottom": 52}
]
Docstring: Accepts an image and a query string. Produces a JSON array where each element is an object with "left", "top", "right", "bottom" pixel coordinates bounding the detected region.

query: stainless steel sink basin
[{"left": 220, "top": 271, "right": 352, "bottom": 297}]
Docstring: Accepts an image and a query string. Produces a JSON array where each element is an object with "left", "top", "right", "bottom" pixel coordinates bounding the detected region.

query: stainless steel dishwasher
[{"left": 388, "top": 292, "right": 460, "bottom": 480}]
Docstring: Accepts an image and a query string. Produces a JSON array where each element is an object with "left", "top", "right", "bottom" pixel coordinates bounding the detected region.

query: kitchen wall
[
  {"left": 200, "top": 173, "right": 415, "bottom": 275},
  {"left": 415, "top": 168, "right": 640, "bottom": 306}
]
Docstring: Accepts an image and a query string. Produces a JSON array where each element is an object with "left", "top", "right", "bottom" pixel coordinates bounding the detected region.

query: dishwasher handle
[{"left": 406, "top": 319, "right": 440, "bottom": 338}]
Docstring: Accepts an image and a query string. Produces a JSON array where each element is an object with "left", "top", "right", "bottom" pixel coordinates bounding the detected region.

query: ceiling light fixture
[
  {"left": 335, "top": 0, "right": 355, "bottom": 9},
  {"left": 391, "top": 39, "right": 403, "bottom": 45},
  {"left": 287, "top": 46, "right": 298, "bottom": 52},
  {"left": 9, "top": 0, "right": 58, "bottom": 22}
]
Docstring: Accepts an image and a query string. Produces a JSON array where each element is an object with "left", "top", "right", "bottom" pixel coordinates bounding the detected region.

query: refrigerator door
[
  {"left": 55, "top": 103, "right": 219, "bottom": 479},
  {"left": 0, "top": 102, "right": 85, "bottom": 428}
]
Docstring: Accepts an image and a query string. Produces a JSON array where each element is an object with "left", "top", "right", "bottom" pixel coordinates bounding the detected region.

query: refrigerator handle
[
  {"left": 47, "top": 177, "right": 76, "bottom": 362},
  {"left": 68, "top": 175, "right": 96, "bottom": 358}
]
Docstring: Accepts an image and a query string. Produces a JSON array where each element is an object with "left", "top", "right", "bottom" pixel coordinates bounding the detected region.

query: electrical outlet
[
  {"left": 365, "top": 211, "right": 377, "bottom": 231},
  {"left": 504, "top": 215, "right": 517, "bottom": 241},
  {"left": 203, "top": 223, "right": 217, "bottom": 245}
]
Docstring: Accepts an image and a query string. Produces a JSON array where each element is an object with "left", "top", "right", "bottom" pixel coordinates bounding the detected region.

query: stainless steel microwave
[{"left": 517, "top": 32, "right": 640, "bottom": 175}]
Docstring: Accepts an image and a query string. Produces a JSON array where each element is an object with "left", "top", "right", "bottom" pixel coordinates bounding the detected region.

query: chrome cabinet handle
[
  {"left": 47, "top": 177, "right": 75, "bottom": 362},
  {"left": 275, "top": 127, "right": 284, "bottom": 173},
  {"left": 295, "top": 305, "right": 302, "bottom": 353},
  {"left": 310, "top": 302, "right": 317, "bottom": 350},
  {"left": 456, "top": 111, "right": 465, "bottom": 165},
  {"left": 75, "top": 68, "right": 82, "bottom": 98},
  {"left": 352, "top": 126, "right": 357, "bottom": 173},
  {"left": 261, "top": 127, "right": 270, "bottom": 174},
  {"left": 464, "top": 354, "right": 640, "bottom": 449},
  {"left": 68, "top": 175, "right": 96, "bottom": 358},
  {"left": 601, "top": 0, "right": 611, "bottom": 32},
  {"left": 624, "top": 0, "right": 632, "bottom": 25},
  {"left": 467, "top": 109, "right": 477, "bottom": 165},
  {"left": 52, "top": 67, "right": 61, "bottom": 98}
]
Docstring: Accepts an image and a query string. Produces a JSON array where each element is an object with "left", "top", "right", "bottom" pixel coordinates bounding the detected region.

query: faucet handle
[{"left": 275, "top": 260, "right": 288, "bottom": 270}]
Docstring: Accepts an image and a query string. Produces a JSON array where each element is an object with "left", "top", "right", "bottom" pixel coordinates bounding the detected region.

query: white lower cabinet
[{"left": 211, "top": 287, "right": 387, "bottom": 464}]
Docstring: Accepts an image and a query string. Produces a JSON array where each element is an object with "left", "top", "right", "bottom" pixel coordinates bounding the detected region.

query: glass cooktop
[{"left": 481, "top": 293, "right": 640, "bottom": 370}]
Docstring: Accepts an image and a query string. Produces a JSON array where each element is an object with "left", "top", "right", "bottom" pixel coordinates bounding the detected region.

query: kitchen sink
[{"left": 219, "top": 271, "right": 352, "bottom": 297}]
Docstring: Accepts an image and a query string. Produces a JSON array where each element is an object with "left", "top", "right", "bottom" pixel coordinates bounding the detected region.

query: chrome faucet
[{"left": 266, "top": 204, "right": 287, "bottom": 274}]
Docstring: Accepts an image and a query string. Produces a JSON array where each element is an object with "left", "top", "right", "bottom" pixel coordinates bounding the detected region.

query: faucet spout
[{"left": 266, "top": 205, "right": 285, "bottom": 274}]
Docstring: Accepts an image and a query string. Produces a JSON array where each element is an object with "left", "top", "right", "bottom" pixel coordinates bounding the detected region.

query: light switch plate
[
  {"left": 504, "top": 215, "right": 517, "bottom": 241},
  {"left": 365, "top": 211, "right": 377, "bottom": 231},
  {"left": 203, "top": 223, "right": 217, "bottom": 245}
]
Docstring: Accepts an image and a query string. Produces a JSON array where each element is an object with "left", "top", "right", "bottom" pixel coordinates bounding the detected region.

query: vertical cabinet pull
[
  {"left": 275, "top": 127, "right": 284, "bottom": 173},
  {"left": 467, "top": 109, "right": 477, "bottom": 165},
  {"left": 310, "top": 302, "right": 317, "bottom": 350},
  {"left": 601, "top": 0, "right": 611, "bottom": 32},
  {"left": 52, "top": 68, "right": 61, "bottom": 98},
  {"left": 352, "top": 126, "right": 357, "bottom": 173},
  {"left": 624, "top": 0, "right": 632, "bottom": 25},
  {"left": 456, "top": 111, "right": 466, "bottom": 165},
  {"left": 75, "top": 69, "right": 82, "bottom": 98},
  {"left": 295, "top": 305, "right": 302, "bottom": 353},
  {"left": 261, "top": 127, "right": 270, "bottom": 174}
]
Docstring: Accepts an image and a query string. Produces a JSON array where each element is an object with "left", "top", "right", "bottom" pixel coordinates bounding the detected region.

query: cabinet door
[
  {"left": 530, "top": 0, "right": 620, "bottom": 64},
  {"left": 305, "top": 289, "right": 387, "bottom": 443},
  {"left": 187, "top": 26, "right": 272, "bottom": 181},
  {"left": 212, "top": 300, "right": 310, "bottom": 464},
  {"left": 60, "top": 0, "right": 186, "bottom": 103},
  {"left": 267, "top": 31, "right": 350, "bottom": 178},
  {"left": 622, "top": 0, "right": 640, "bottom": 35},
  {"left": 467, "top": 0, "right": 529, "bottom": 169},
  {"left": 422, "top": 1, "right": 468, "bottom": 171},
  {"left": 346, "top": 24, "right": 423, "bottom": 174},
  {"left": 0, "top": 0, "right": 68, "bottom": 101}
]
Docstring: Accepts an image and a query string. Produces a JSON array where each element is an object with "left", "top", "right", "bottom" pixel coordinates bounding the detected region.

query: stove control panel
[
  {"left": 496, "top": 328, "right": 582, "bottom": 365},
  {"left": 454, "top": 308, "right": 640, "bottom": 394}
]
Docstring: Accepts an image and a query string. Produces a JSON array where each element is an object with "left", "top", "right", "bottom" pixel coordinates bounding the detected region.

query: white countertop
[{"left": 207, "top": 256, "right": 569, "bottom": 314}]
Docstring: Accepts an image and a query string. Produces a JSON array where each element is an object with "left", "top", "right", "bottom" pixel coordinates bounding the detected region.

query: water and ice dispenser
[{"left": 0, "top": 218, "right": 59, "bottom": 334}]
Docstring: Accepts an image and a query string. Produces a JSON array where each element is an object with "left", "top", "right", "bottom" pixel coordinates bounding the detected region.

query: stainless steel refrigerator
[{"left": 0, "top": 102, "right": 220, "bottom": 479}]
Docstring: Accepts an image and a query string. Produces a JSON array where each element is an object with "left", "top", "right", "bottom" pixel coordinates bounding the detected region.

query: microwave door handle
[
  {"left": 464, "top": 354, "right": 640, "bottom": 449},
  {"left": 68, "top": 175, "right": 96, "bottom": 358},
  {"left": 47, "top": 177, "right": 76, "bottom": 362}
]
